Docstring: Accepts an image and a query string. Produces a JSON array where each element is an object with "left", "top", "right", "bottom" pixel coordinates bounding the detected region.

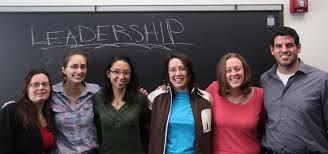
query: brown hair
[
  {"left": 216, "top": 52, "right": 252, "bottom": 96},
  {"left": 163, "top": 52, "right": 201, "bottom": 96},
  {"left": 61, "top": 50, "right": 88, "bottom": 80},
  {"left": 16, "top": 69, "right": 53, "bottom": 130}
]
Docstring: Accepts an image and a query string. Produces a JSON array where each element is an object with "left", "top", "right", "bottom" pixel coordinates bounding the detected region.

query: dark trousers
[
  {"left": 261, "top": 146, "right": 327, "bottom": 154},
  {"left": 261, "top": 146, "right": 281, "bottom": 154},
  {"left": 86, "top": 148, "right": 99, "bottom": 154}
]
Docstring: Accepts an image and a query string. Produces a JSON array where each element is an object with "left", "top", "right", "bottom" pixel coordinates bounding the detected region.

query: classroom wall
[{"left": 0, "top": 0, "right": 327, "bottom": 72}]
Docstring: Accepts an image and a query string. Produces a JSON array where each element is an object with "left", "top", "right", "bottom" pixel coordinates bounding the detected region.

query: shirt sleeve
[
  {"left": 92, "top": 94, "right": 103, "bottom": 145},
  {"left": 205, "top": 81, "right": 217, "bottom": 95},
  {"left": 0, "top": 104, "right": 16, "bottom": 154},
  {"left": 322, "top": 74, "right": 328, "bottom": 133},
  {"left": 258, "top": 97, "right": 267, "bottom": 139},
  {"left": 147, "top": 88, "right": 167, "bottom": 110}
]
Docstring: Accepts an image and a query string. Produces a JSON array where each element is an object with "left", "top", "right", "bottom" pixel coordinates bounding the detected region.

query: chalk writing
[{"left": 31, "top": 18, "right": 195, "bottom": 51}]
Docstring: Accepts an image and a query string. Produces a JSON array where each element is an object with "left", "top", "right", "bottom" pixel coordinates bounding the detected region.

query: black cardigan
[{"left": 0, "top": 102, "right": 54, "bottom": 154}]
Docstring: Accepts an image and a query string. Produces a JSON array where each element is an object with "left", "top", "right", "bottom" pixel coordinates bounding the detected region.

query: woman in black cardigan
[{"left": 0, "top": 69, "right": 55, "bottom": 154}]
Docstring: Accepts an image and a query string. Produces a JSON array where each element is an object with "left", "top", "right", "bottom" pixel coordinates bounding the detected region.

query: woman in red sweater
[{"left": 206, "top": 52, "right": 266, "bottom": 154}]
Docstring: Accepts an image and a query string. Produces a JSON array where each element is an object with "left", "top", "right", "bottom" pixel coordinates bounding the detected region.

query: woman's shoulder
[
  {"left": 135, "top": 92, "right": 147, "bottom": 100},
  {"left": 52, "top": 82, "right": 64, "bottom": 93},
  {"left": 84, "top": 82, "right": 100, "bottom": 93},
  {"left": 209, "top": 81, "right": 219, "bottom": 87},
  {"left": 84, "top": 82, "right": 100, "bottom": 87},
  {"left": 252, "top": 86, "right": 264, "bottom": 95},
  {"left": 0, "top": 101, "right": 18, "bottom": 119},
  {"left": 93, "top": 88, "right": 106, "bottom": 103},
  {"left": 194, "top": 88, "right": 212, "bottom": 105},
  {"left": 249, "top": 87, "right": 264, "bottom": 105},
  {"left": 1, "top": 101, "right": 18, "bottom": 111},
  {"left": 147, "top": 88, "right": 169, "bottom": 102},
  {"left": 134, "top": 92, "right": 149, "bottom": 106},
  {"left": 205, "top": 81, "right": 219, "bottom": 93}
]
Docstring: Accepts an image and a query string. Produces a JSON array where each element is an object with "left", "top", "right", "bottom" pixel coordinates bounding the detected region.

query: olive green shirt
[{"left": 93, "top": 90, "right": 150, "bottom": 154}]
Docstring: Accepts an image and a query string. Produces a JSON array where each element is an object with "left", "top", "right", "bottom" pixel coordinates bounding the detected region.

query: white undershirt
[{"left": 276, "top": 70, "right": 295, "bottom": 86}]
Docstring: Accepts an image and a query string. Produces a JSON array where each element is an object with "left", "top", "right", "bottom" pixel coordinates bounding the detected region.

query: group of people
[{"left": 0, "top": 26, "right": 327, "bottom": 154}]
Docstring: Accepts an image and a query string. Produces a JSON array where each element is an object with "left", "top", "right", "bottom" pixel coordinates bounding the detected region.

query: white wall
[
  {"left": 284, "top": 0, "right": 328, "bottom": 72},
  {"left": 1, "top": 0, "right": 327, "bottom": 72}
]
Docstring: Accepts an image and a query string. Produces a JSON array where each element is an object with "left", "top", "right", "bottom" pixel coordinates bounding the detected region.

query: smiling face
[
  {"left": 107, "top": 60, "right": 131, "bottom": 90},
  {"left": 28, "top": 73, "right": 51, "bottom": 104},
  {"left": 271, "top": 35, "right": 301, "bottom": 70},
  {"left": 62, "top": 54, "right": 87, "bottom": 84},
  {"left": 168, "top": 58, "right": 189, "bottom": 92},
  {"left": 225, "top": 57, "right": 245, "bottom": 89}
]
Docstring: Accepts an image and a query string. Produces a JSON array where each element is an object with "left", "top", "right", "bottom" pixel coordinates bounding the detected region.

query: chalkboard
[{"left": 0, "top": 11, "right": 282, "bottom": 105}]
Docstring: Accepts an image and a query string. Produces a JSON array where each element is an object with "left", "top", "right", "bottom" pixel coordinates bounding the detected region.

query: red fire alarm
[{"left": 290, "top": 0, "right": 308, "bottom": 13}]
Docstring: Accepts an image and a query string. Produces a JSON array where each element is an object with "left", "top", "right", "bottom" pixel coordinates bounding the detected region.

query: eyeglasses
[
  {"left": 30, "top": 82, "right": 51, "bottom": 88},
  {"left": 66, "top": 64, "right": 87, "bottom": 70},
  {"left": 169, "top": 67, "right": 187, "bottom": 73},
  {"left": 110, "top": 70, "right": 131, "bottom": 76}
]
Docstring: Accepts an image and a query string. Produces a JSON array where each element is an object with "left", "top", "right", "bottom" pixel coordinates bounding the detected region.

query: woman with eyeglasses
[
  {"left": 93, "top": 56, "right": 150, "bottom": 154},
  {"left": 51, "top": 51, "right": 100, "bottom": 154},
  {"left": 0, "top": 69, "right": 55, "bottom": 154},
  {"left": 147, "top": 53, "right": 212, "bottom": 154}
]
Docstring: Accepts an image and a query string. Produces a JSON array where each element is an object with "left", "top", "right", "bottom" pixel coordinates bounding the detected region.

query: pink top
[{"left": 206, "top": 81, "right": 265, "bottom": 154}]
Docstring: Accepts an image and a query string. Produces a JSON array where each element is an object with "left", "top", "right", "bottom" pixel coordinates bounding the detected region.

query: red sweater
[
  {"left": 40, "top": 127, "right": 55, "bottom": 154},
  {"left": 206, "top": 82, "right": 265, "bottom": 154}
]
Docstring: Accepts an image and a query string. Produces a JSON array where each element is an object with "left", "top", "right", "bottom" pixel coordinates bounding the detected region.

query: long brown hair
[
  {"left": 216, "top": 52, "right": 252, "bottom": 96},
  {"left": 16, "top": 69, "right": 53, "bottom": 130}
]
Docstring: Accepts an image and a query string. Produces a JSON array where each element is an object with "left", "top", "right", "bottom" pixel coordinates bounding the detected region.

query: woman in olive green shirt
[{"left": 93, "top": 56, "right": 150, "bottom": 154}]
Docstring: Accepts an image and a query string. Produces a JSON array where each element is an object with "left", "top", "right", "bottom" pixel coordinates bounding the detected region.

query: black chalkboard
[{"left": 0, "top": 11, "right": 282, "bottom": 105}]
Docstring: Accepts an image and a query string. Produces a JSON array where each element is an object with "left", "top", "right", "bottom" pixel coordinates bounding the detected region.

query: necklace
[
  {"left": 114, "top": 99, "right": 122, "bottom": 106},
  {"left": 112, "top": 98, "right": 125, "bottom": 109}
]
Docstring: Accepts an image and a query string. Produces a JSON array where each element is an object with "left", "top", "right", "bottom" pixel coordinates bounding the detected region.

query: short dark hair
[
  {"left": 163, "top": 52, "right": 199, "bottom": 95},
  {"left": 16, "top": 69, "right": 53, "bottom": 130},
  {"left": 103, "top": 56, "right": 139, "bottom": 104},
  {"left": 216, "top": 52, "right": 252, "bottom": 96},
  {"left": 271, "top": 26, "right": 300, "bottom": 47}
]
